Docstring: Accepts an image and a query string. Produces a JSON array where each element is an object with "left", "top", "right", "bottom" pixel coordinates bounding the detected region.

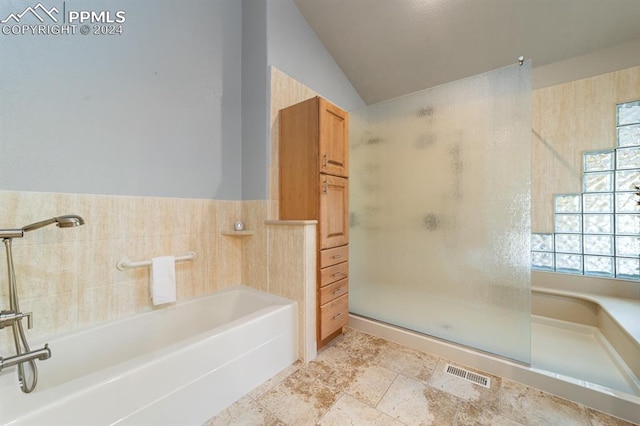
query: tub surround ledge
[{"left": 533, "top": 286, "right": 640, "bottom": 347}]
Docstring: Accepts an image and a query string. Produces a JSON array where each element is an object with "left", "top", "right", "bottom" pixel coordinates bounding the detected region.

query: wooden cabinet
[{"left": 279, "top": 96, "right": 349, "bottom": 348}]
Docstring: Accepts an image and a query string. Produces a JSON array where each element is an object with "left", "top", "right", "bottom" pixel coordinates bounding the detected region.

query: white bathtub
[{"left": 0, "top": 286, "right": 297, "bottom": 426}]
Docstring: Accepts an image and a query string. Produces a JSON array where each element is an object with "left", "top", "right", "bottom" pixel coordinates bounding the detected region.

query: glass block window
[
  {"left": 556, "top": 253, "right": 583, "bottom": 274},
  {"left": 616, "top": 193, "right": 639, "bottom": 213},
  {"left": 615, "top": 170, "right": 640, "bottom": 191},
  {"left": 617, "top": 101, "right": 640, "bottom": 126},
  {"left": 616, "top": 235, "right": 639, "bottom": 257},
  {"left": 584, "top": 255, "right": 614, "bottom": 277},
  {"left": 583, "top": 193, "right": 613, "bottom": 213},
  {"left": 616, "top": 147, "right": 640, "bottom": 170},
  {"left": 532, "top": 100, "right": 640, "bottom": 280},
  {"left": 555, "top": 214, "right": 582, "bottom": 233},
  {"left": 616, "top": 214, "right": 639, "bottom": 235},
  {"left": 583, "top": 235, "right": 613, "bottom": 255},
  {"left": 618, "top": 124, "right": 640, "bottom": 147},
  {"left": 555, "top": 234, "right": 582, "bottom": 253},
  {"left": 616, "top": 257, "right": 639, "bottom": 279},
  {"left": 531, "top": 251, "right": 554, "bottom": 271},
  {"left": 583, "top": 171, "right": 614, "bottom": 192},
  {"left": 583, "top": 214, "right": 613, "bottom": 234},
  {"left": 555, "top": 194, "right": 581, "bottom": 213},
  {"left": 532, "top": 233, "right": 553, "bottom": 251},
  {"left": 584, "top": 150, "right": 614, "bottom": 172}
]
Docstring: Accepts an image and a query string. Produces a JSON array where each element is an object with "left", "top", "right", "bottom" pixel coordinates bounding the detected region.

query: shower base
[{"left": 531, "top": 315, "right": 639, "bottom": 395}]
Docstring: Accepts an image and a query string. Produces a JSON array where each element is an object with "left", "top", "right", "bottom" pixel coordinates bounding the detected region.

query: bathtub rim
[
  {"left": 24, "top": 284, "right": 296, "bottom": 349},
  {"left": 348, "top": 313, "right": 640, "bottom": 425}
]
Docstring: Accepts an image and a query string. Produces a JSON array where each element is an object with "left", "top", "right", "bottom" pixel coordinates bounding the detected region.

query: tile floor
[{"left": 204, "top": 328, "right": 637, "bottom": 425}]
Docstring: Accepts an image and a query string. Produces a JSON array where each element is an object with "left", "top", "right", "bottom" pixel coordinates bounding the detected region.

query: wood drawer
[
  {"left": 319, "top": 277, "right": 348, "bottom": 305},
  {"left": 320, "top": 245, "right": 349, "bottom": 268},
  {"left": 320, "top": 261, "right": 348, "bottom": 287},
  {"left": 320, "top": 293, "right": 348, "bottom": 340}
]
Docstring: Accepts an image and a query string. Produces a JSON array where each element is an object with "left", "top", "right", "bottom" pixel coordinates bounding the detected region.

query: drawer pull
[
  {"left": 332, "top": 287, "right": 343, "bottom": 295},
  {"left": 332, "top": 312, "right": 343, "bottom": 321},
  {"left": 332, "top": 254, "right": 343, "bottom": 259},
  {"left": 332, "top": 272, "right": 344, "bottom": 278}
]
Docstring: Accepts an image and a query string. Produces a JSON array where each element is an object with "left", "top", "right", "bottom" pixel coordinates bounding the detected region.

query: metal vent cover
[{"left": 444, "top": 364, "right": 491, "bottom": 388}]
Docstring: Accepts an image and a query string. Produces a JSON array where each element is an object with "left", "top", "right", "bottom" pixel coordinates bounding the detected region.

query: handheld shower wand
[
  {"left": 0, "top": 214, "right": 85, "bottom": 239},
  {"left": 1, "top": 214, "right": 84, "bottom": 393}
]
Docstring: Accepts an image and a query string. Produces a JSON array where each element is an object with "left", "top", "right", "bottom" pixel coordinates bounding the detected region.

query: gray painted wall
[
  {"left": 241, "top": 0, "right": 269, "bottom": 201},
  {"left": 241, "top": 0, "right": 365, "bottom": 200},
  {"left": 1, "top": 0, "right": 362, "bottom": 200},
  {"left": 0, "top": 0, "right": 242, "bottom": 199},
  {"left": 266, "top": 0, "right": 365, "bottom": 112}
]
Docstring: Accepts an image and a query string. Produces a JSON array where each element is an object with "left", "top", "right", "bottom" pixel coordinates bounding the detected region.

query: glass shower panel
[{"left": 350, "top": 62, "right": 532, "bottom": 364}]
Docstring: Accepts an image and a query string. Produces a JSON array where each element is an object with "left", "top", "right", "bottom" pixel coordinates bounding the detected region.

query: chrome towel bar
[{"left": 116, "top": 252, "right": 196, "bottom": 271}]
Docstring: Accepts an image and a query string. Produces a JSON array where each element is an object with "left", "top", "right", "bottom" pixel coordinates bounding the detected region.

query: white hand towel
[{"left": 150, "top": 256, "right": 176, "bottom": 305}]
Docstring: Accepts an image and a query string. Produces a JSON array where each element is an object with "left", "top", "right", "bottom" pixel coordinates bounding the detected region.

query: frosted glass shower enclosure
[{"left": 350, "top": 62, "right": 532, "bottom": 363}]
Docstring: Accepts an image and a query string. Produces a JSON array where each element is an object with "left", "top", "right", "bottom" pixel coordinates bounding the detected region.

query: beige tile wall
[
  {"left": 241, "top": 200, "right": 269, "bottom": 292},
  {"left": 532, "top": 65, "right": 640, "bottom": 232},
  {"left": 0, "top": 190, "right": 243, "bottom": 354},
  {"left": 265, "top": 221, "right": 317, "bottom": 362}
]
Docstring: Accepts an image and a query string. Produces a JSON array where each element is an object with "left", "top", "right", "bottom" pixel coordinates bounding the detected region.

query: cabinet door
[
  {"left": 319, "top": 175, "right": 349, "bottom": 249},
  {"left": 319, "top": 98, "right": 349, "bottom": 177}
]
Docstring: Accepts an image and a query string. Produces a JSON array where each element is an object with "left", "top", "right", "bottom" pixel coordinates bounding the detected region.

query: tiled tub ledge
[
  {"left": 532, "top": 286, "right": 640, "bottom": 381},
  {"left": 264, "top": 220, "right": 318, "bottom": 226}
]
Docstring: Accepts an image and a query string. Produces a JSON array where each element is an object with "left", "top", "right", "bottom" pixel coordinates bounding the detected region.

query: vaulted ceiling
[{"left": 293, "top": 0, "right": 640, "bottom": 104}]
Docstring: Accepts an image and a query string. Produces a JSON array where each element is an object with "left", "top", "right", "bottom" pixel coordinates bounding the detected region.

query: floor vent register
[{"left": 444, "top": 364, "right": 491, "bottom": 388}]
